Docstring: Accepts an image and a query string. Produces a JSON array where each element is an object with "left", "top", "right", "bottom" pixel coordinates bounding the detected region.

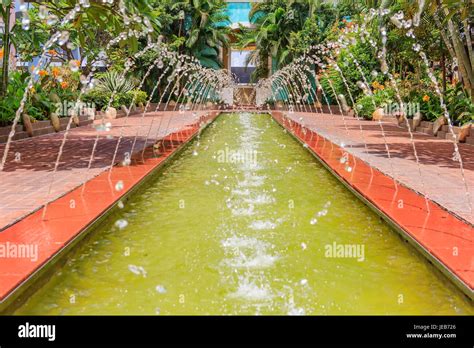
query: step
[
  {"left": 32, "top": 128, "right": 57, "bottom": 136},
  {"left": 465, "top": 136, "right": 474, "bottom": 145},
  {"left": 418, "top": 127, "right": 434, "bottom": 135},
  {"left": 437, "top": 131, "right": 447, "bottom": 139},
  {"left": 0, "top": 125, "right": 23, "bottom": 136},
  {"left": 0, "top": 132, "right": 29, "bottom": 143},
  {"left": 0, "top": 118, "right": 94, "bottom": 143},
  {"left": 441, "top": 125, "right": 461, "bottom": 134},
  {"left": 445, "top": 133, "right": 458, "bottom": 141}
]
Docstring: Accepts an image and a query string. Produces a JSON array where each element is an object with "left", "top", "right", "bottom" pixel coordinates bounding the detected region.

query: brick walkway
[
  {"left": 286, "top": 112, "right": 474, "bottom": 225},
  {"left": 0, "top": 111, "right": 206, "bottom": 230}
]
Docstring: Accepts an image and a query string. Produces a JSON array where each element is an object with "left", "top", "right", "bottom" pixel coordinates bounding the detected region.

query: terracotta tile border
[{"left": 271, "top": 111, "right": 473, "bottom": 300}]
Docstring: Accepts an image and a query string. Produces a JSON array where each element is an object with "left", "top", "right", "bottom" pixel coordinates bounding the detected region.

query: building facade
[{"left": 222, "top": 0, "right": 258, "bottom": 85}]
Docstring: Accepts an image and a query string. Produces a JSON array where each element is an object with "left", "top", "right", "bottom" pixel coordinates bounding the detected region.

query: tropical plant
[
  {"left": 445, "top": 83, "right": 474, "bottom": 125},
  {"left": 0, "top": 0, "right": 14, "bottom": 97},
  {"left": 82, "top": 87, "right": 148, "bottom": 111},
  {"left": 0, "top": 71, "right": 48, "bottom": 125},
  {"left": 355, "top": 86, "right": 395, "bottom": 119},
  {"left": 236, "top": 0, "right": 348, "bottom": 81},
  {"left": 320, "top": 40, "right": 383, "bottom": 105},
  {"left": 338, "top": 0, "right": 473, "bottom": 100},
  {"left": 183, "top": 0, "right": 230, "bottom": 68},
  {"left": 426, "top": 0, "right": 474, "bottom": 101}
]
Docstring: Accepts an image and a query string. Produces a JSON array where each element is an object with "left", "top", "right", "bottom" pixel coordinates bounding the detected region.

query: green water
[{"left": 15, "top": 113, "right": 473, "bottom": 315}]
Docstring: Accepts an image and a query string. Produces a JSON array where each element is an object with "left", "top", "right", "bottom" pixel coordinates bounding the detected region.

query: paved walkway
[
  {"left": 0, "top": 111, "right": 206, "bottom": 230},
  {"left": 286, "top": 112, "right": 474, "bottom": 225}
]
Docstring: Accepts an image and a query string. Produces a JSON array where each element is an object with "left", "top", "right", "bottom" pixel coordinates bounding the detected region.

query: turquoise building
[{"left": 223, "top": 1, "right": 258, "bottom": 84}]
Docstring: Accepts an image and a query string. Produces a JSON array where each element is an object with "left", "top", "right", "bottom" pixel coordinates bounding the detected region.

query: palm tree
[
  {"left": 428, "top": 0, "right": 474, "bottom": 100},
  {"left": 236, "top": 0, "right": 341, "bottom": 81},
  {"left": 0, "top": 1, "right": 13, "bottom": 97},
  {"left": 236, "top": 2, "right": 300, "bottom": 79},
  {"left": 184, "top": 0, "right": 230, "bottom": 69}
]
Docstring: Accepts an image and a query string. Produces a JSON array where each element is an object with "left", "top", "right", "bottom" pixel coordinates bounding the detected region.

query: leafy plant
[
  {"left": 81, "top": 89, "right": 110, "bottom": 111},
  {"left": 416, "top": 93, "right": 442, "bottom": 122},
  {"left": 126, "top": 90, "right": 148, "bottom": 106},
  {"left": 0, "top": 71, "right": 44, "bottom": 125},
  {"left": 82, "top": 88, "right": 148, "bottom": 111},
  {"left": 445, "top": 83, "right": 474, "bottom": 125},
  {"left": 355, "top": 87, "right": 395, "bottom": 120},
  {"left": 96, "top": 71, "right": 135, "bottom": 94},
  {"left": 355, "top": 95, "right": 376, "bottom": 119},
  {"left": 183, "top": 0, "right": 230, "bottom": 69}
]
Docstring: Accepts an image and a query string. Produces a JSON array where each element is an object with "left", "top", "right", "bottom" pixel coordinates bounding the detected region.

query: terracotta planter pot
[
  {"left": 396, "top": 112, "right": 407, "bottom": 126},
  {"left": 458, "top": 123, "right": 471, "bottom": 143},
  {"left": 22, "top": 114, "right": 33, "bottom": 137},
  {"left": 72, "top": 114, "right": 80, "bottom": 127},
  {"left": 412, "top": 112, "right": 422, "bottom": 129},
  {"left": 105, "top": 107, "right": 117, "bottom": 119},
  {"left": 372, "top": 108, "right": 384, "bottom": 121},
  {"left": 50, "top": 113, "right": 61, "bottom": 132},
  {"left": 168, "top": 101, "right": 176, "bottom": 110},
  {"left": 432, "top": 116, "right": 447, "bottom": 136}
]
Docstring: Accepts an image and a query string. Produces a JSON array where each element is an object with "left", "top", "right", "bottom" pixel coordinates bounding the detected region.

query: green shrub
[
  {"left": 355, "top": 87, "right": 395, "bottom": 120},
  {"left": 355, "top": 95, "right": 376, "bottom": 119},
  {"left": 320, "top": 41, "right": 385, "bottom": 106},
  {"left": 415, "top": 93, "right": 441, "bottom": 122},
  {"left": 0, "top": 71, "right": 48, "bottom": 126},
  {"left": 445, "top": 84, "right": 474, "bottom": 126},
  {"left": 124, "top": 90, "right": 147, "bottom": 106},
  {"left": 81, "top": 89, "right": 110, "bottom": 111}
]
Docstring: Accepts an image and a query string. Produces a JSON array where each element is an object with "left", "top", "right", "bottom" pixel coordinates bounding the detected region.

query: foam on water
[
  {"left": 243, "top": 194, "right": 275, "bottom": 205},
  {"left": 228, "top": 277, "right": 273, "bottom": 301},
  {"left": 249, "top": 220, "right": 278, "bottom": 230},
  {"left": 231, "top": 188, "right": 250, "bottom": 196},
  {"left": 222, "top": 253, "right": 279, "bottom": 269},
  {"left": 231, "top": 205, "right": 255, "bottom": 217},
  {"left": 221, "top": 236, "right": 270, "bottom": 250},
  {"left": 128, "top": 265, "right": 147, "bottom": 278}
]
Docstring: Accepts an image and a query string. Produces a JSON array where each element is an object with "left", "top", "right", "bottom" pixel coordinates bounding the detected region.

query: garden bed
[
  {"left": 0, "top": 116, "right": 92, "bottom": 144},
  {"left": 400, "top": 120, "right": 473, "bottom": 145}
]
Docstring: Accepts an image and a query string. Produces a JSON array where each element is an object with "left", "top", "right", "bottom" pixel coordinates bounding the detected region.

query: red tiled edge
[
  {"left": 271, "top": 111, "right": 474, "bottom": 299},
  {"left": 0, "top": 112, "right": 219, "bottom": 306}
]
